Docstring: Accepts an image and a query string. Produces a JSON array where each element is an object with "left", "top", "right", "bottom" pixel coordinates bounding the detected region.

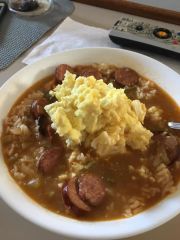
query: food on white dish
[{"left": 1, "top": 63, "right": 180, "bottom": 221}]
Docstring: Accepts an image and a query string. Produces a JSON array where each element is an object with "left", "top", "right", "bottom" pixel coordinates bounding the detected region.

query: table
[{"left": 0, "top": 2, "right": 179, "bottom": 240}]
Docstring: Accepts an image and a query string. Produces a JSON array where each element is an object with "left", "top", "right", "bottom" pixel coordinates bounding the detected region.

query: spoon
[{"left": 168, "top": 122, "right": 180, "bottom": 130}]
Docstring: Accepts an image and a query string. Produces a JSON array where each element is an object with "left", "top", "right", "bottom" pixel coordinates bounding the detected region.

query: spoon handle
[{"left": 168, "top": 122, "right": 180, "bottom": 130}]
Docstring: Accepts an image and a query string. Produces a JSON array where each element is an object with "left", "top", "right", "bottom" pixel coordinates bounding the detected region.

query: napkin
[{"left": 23, "top": 17, "right": 118, "bottom": 64}]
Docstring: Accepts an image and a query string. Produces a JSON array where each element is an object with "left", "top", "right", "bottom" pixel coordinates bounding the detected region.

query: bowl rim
[{"left": 0, "top": 47, "right": 180, "bottom": 240}]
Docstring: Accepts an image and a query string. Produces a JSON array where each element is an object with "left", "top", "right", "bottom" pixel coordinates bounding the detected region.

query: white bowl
[{"left": 0, "top": 48, "right": 180, "bottom": 240}]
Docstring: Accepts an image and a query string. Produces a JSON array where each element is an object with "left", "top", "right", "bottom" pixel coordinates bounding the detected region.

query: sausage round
[
  {"left": 163, "top": 135, "right": 179, "bottom": 162},
  {"left": 154, "top": 134, "right": 179, "bottom": 164},
  {"left": 62, "top": 182, "right": 90, "bottom": 215},
  {"left": 37, "top": 116, "right": 54, "bottom": 140},
  {"left": 66, "top": 177, "right": 91, "bottom": 212},
  {"left": 114, "top": 67, "right": 139, "bottom": 87},
  {"left": 75, "top": 66, "right": 102, "bottom": 79},
  {"left": 46, "top": 124, "right": 55, "bottom": 141},
  {"left": 62, "top": 183, "right": 73, "bottom": 208},
  {"left": 38, "top": 147, "right": 62, "bottom": 174},
  {"left": 78, "top": 173, "right": 106, "bottom": 206},
  {"left": 31, "top": 98, "right": 48, "bottom": 119},
  {"left": 55, "top": 64, "right": 74, "bottom": 84}
]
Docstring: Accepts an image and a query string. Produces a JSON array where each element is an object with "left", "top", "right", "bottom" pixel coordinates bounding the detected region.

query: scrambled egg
[{"left": 45, "top": 72, "right": 153, "bottom": 156}]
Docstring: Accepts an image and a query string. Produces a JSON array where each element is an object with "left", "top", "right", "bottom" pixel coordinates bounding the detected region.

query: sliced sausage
[
  {"left": 154, "top": 134, "right": 179, "bottom": 164},
  {"left": 55, "top": 64, "right": 74, "bottom": 84},
  {"left": 114, "top": 67, "right": 139, "bottom": 87},
  {"left": 37, "top": 116, "right": 55, "bottom": 140},
  {"left": 38, "top": 147, "right": 62, "bottom": 174},
  {"left": 75, "top": 66, "right": 102, "bottom": 79},
  {"left": 78, "top": 173, "right": 106, "bottom": 207},
  {"left": 62, "top": 183, "right": 84, "bottom": 215},
  {"left": 31, "top": 98, "right": 48, "bottom": 119},
  {"left": 46, "top": 124, "right": 55, "bottom": 142},
  {"left": 62, "top": 183, "right": 73, "bottom": 208},
  {"left": 67, "top": 177, "right": 91, "bottom": 212},
  {"left": 163, "top": 135, "right": 179, "bottom": 162},
  {"left": 44, "top": 80, "right": 56, "bottom": 91}
]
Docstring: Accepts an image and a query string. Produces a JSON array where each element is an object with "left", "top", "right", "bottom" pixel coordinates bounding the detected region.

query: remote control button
[
  {"left": 172, "top": 40, "right": 179, "bottom": 45},
  {"left": 153, "top": 28, "right": 172, "bottom": 39},
  {"left": 135, "top": 25, "right": 143, "bottom": 31},
  {"left": 176, "top": 33, "right": 180, "bottom": 41}
]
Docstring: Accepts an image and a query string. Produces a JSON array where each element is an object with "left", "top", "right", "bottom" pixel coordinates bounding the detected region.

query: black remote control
[{"left": 109, "top": 17, "right": 180, "bottom": 59}]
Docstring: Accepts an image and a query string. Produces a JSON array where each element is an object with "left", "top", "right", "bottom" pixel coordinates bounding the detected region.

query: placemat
[{"left": 0, "top": 0, "right": 74, "bottom": 70}]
